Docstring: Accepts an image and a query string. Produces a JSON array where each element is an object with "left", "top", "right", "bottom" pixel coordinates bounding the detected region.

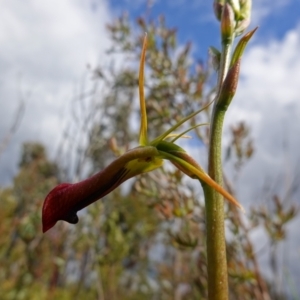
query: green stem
[
  {"left": 202, "top": 23, "right": 235, "bottom": 300},
  {"left": 202, "top": 109, "right": 228, "bottom": 300}
]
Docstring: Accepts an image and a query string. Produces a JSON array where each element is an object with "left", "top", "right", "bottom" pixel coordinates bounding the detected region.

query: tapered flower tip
[{"left": 42, "top": 183, "right": 79, "bottom": 233}]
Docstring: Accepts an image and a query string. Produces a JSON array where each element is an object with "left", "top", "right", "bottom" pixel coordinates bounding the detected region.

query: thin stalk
[
  {"left": 202, "top": 9, "right": 235, "bottom": 299},
  {"left": 202, "top": 109, "right": 228, "bottom": 300}
]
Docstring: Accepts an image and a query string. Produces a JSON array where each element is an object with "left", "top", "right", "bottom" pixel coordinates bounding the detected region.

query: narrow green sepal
[
  {"left": 170, "top": 123, "right": 209, "bottom": 143},
  {"left": 150, "top": 101, "right": 213, "bottom": 146},
  {"left": 138, "top": 34, "right": 148, "bottom": 146},
  {"left": 158, "top": 148, "right": 245, "bottom": 212},
  {"left": 164, "top": 133, "right": 191, "bottom": 140}
]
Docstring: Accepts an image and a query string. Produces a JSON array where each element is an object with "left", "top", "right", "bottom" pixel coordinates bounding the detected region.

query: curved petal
[{"left": 42, "top": 146, "right": 163, "bottom": 232}]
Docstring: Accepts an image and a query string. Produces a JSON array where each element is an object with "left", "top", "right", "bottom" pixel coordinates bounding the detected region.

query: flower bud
[
  {"left": 213, "top": 0, "right": 225, "bottom": 20},
  {"left": 239, "top": 0, "right": 252, "bottom": 19},
  {"left": 217, "top": 59, "right": 241, "bottom": 111},
  {"left": 236, "top": 0, "right": 252, "bottom": 34},
  {"left": 229, "top": 0, "right": 240, "bottom": 16},
  {"left": 221, "top": 3, "right": 235, "bottom": 45}
]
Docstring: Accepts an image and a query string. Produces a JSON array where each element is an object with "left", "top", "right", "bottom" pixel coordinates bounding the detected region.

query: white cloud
[
  {"left": 223, "top": 24, "right": 300, "bottom": 287},
  {"left": 224, "top": 24, "right": 300, "bottom": 203},
  {"left": 0, "top": 0, "right": 112, "bottom": 184}
]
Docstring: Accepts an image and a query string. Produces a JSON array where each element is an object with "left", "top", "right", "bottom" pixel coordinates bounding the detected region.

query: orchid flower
[{"left": 42, "top": 35, "right": 244, "bottom": 233}]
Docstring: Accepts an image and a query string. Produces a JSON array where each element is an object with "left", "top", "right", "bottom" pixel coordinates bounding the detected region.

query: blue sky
[
  {"left": 107, "top": 0, "right": 300, "bottom": 57},
  {"left": 0, "top": 0, "right": 300, "bottom": 293}
]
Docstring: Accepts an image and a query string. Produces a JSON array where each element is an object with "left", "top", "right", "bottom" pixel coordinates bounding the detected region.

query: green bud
[
  {"left": 229, "top": 0, "right": 241, "bottom": 17},
  {"left": 239, "top": 0, "right": 252, "bottom": 19},
  {"left": 221, "top": 3, "right": 235, "bottom": 45},
  {"left": 236, "top": 0, "right": 252, "bottom": 34}
]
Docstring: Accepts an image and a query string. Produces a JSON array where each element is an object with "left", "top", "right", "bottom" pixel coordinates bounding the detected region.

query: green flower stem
[
  {"left": 202, "top": 109, "right": 228, "bottom": 300},
  {"left": 202, "top": 8, "right": 235, "bottom": 298}
]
